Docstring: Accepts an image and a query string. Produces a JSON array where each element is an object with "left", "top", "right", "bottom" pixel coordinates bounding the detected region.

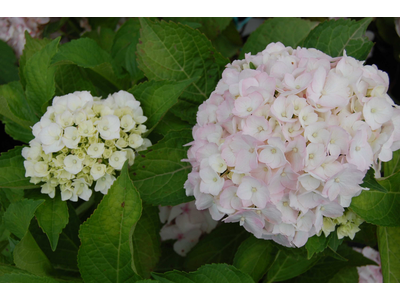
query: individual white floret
[
  {"left": 95, "top": 173, "right": 116, "bottom": 194},
  {"left": 90, "top": 163, "right": 107, "bottom": 180},
  {"left": 109, "top": 151, "right": 127, "bottom": 170},
  {"left": 87, "top": 143, "right": 105, "bottom": 158},
  {"left": 96, "top": 115, "right": 120, "bottom": 140},
  {"left": 62, "top": 127, "right": 81, "bottom": 149},
  {"left": 63, "top": 155, "right": 83, "bottom": 174}
]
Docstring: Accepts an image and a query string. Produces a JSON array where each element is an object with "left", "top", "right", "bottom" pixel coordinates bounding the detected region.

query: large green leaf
[
  {"left": 151, "top": 263, "right": 254, "bottom": 283},
  {"left": 24, "top": 37, "right": 60, "bottom": 117},
  {"left": 184, "top": 223, "right": 250, "bottom": 272},
  {"left": 13, "top": 231, "right": 54, "bottom": 276},
  {"left": 0, "top": 115, "right": 34, "bottom": 144},
  {"left": 154, "top": 240, "right": 185, "bottom": 273},
  {"left": 129, "top": 129, "right": 193, "bottom": 206},
  {"left": 3, "top": 198, "right": 44, "bottom": 239},
  {"left": 305, "top": 233, "right": 330, "bottom": 259},
  {"left": 360, "top": 167, "right": 387, "bottom": 192},
  {"left": 303, "top": 18, "right": 374, "bottom": 60},
  {"left": 51, "top": 38, "right": 126, "bottom": 91},
  {"left": 378, "top": 226, "right": 400, "bottom": 283},
  {"left": 212, "top": 20, "right": 243, "bottom": 59},
  {"left": 19, "top": 33, "right": 52, "bottom": 89},
  {"left": 131, "top": 203, "right": 161, "bottom": 279},
  {"left": 137, "top": 18, "right": 229, "bottom": 124},
  {"left": 111, "top": 18, "right": 144, "bottom": 81},
  {"left": 128, "top": 79, "right": 194, "bottom": 135},
  {"left": 0, "top": 146, "right": 40, "bottom": 189},
  {"left": 164, "top": 17, "right": 231, "bottom": 40},
  {"left": 265, "top": 247, "right": 320, "bottom": 282},
  {"left": 151, "top": 110, "right": 192, "bottom": 137},
  {"left": 78, "top": 162, "right": 142, "bottom": 283},
  {"left": 328, "top": 266, "right": 359, "bottom": 283},
  {"left": 233, "top": 236, "right": 277, "bottom": 282},
  {"left": 0, "top": 40, "right": 19, "bottom": 85},
  {"left": 34, "top": 193, "right": 69, "bottom": 252},
  {"left": 240, "top": 17, "right": 317, "bottom": 59},
  {"left": 0, "top": 264, "right": 58, "bottom": 283},
  {"left": 30, "top": 204, "right": 80, "bottom": 273},
  {"left": 82, "top": 27, "right": 116, "bottom": 53},
  {"left": 351, "top": 170, "right": 400, "bottom": 226}
]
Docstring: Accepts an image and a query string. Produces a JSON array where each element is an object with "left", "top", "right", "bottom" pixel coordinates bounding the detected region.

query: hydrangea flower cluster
[
  {"left": 184, "top": 42, "right": 400, "bottom": 247},
  {"left": 22, "top": 90, "right": 151, "bottom": 201},
  {"left": 355, "top": 246, "right": 383, "bottom": 283},
  {"left": 0, "top": 17, "right": 49, "bottom": 57},
  {"left": 159, "top": 201, "right": 217, "bottom": 256}
]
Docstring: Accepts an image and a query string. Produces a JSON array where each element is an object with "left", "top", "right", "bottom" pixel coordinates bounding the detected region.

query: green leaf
[
  {"left": 0, "top": 115, "right": 34, "bottom": 144},
  {"left": 352, "top": 222, "right": 377, "bottom": 247},
  {"left": 328, "top": 266, "right": 359, "bottom": 283},
  {"left": 151, "top": 110, "right": 192, "bottom": 137},
  {"left": 360, "top": 167, "right": 387, "bottom": 192},
  {"left": 383, "top": 149, "right": 400, "bottom": 177},
  {"left": 4, "top": 198, "right": 44, "bottom": 239},
  {"left": 169, "top": 100, "right": 199, "bottom": 125},
  {"left": 0, "top": 264, "right": 58, "bottom": 283},
  {"left": 51, "top": 38, "right": 126, "bottom": 91},
  {"left": 305, "top": 233, "right": 330, "bottom": 259},
  {"left": 164, "top": 17, "right": 232, "bottom": 40},
  {"left": 0, "top": 146, "right": 39, "bottom": 189},
  {"left": 19, "top": 33, "right": 52, "bottom": 89},
  {"left": 0, "top": 81, "right": 37, "bottom": 130},
  {"left": 82, "top": 27, "right": 116, "bottom": 53},
  {"left": 30, "top": 203, "right": 80, "bottom": 272},
  {"left": 78, "top": 162, "right": 142, "bottom": 283},
  {"left": 111, "top": 18, "right": 144, "bottom": 81},
  {"left": 24, "top": 37, "right": 60, "bottom": 117},
  {"left": 137, "top": 18, "right": 229, "bottom": 124},
  {"left": 88, "top": 17, "right": 120, "bottom": 30},
  {"left": 212, "top": 20, "right": 243, "bottom": 59},
  {"left": 154, "top": 240, "right": 185, "bottom": 273},
  {"left": 303, "top": 18, "right": 374, "bottom": 60},
  {"left": 351, "top": 170, "right": 400, "bottom": 226},
  {"left": 378, "top": 226, "right": 400, "bottom": 283},
  {"left": 129, "top": 129, "right": 193, "bottom": 206},
  {"left": 184, "top": 223, "right": 250, "bottom": 272},
  {"left": 54, "top": 64, "right": 97, "bottom": 97},
  {"left": 233, "top": 236, "right": 277, "bottom": 282},
  {"left": 265, "top": 247, "right": 320, "bottom": 282},
  {"left": 129, "top": 79, "right": 194, "bottom": 135},
  {"left": 130, "top": 203, "right": 161, "bottom": 279},
  {"left": 34, "top": 193, "right": 69, "bottom": 251},
  {"left": 13, "top": 231, "right": 54, "bottom": 276},
  {"left": 240, "top": 17, "right": 317, "bottom": 59},
  {"left": 152, "top": 263, "right": 254, "bottom": 283},
  {"left": 0, "top": 40, "right": 19, "bottom": 85}
]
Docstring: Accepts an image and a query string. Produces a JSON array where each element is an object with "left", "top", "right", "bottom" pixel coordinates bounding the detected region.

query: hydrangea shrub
[{"left": 0, "top": 17, "right": 400, "bottom": 284}]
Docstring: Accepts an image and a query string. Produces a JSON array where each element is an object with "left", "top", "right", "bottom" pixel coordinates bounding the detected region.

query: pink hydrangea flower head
[{"left": 184, "top": 42, "right": 400, "bottom": 247}]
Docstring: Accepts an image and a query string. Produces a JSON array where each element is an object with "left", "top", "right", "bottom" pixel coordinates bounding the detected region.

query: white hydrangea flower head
[
  {"left": 0, "top": 17, "right": 49, "bottom": 57},
  {"left": 184, "top": 42, "right": 400, "bottom": 248},
  {"left": 159, "top": 201, "right": 218, "bottom": 257},
  {"left": 23, "top": 90, "right": 151, "bottom": 201}
]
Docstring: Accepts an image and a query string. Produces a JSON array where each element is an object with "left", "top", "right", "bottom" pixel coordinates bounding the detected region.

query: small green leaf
[
  {"left": 352, "top": 222, "right": 377, "bottom": 247},
  {"left": 164, "top": 17, "right": 232, "bottom": 40},
  {"left": 240, "top": 17, "right": 317, "bottom": 58},
  {"left": 0, "top": 40, "right": 19, "bottom": 85},
  {"left": 303, "top": 18, "right": 373, "bottom": 60},
  {"left": 24, "top": 37, "right": 60, "bottom": 116},
  {"left": 82, "top": 27, "right": 116, "bottom": 53},
  {"left": 51, "top": 38, "right": 126, "bottom": 91},
  {"left": 129, "top": 129, "right": 193, "bottom": 206},
  {"left": 360, "top": 168, "right": 387, "bottom": 192},
  {"left": 383, "top": 149, "right": 400, "bottom": 177},
  {"left": 351, "top": 170, "right": 400, "bottom": 226},
  {"left": 128, "top": 79, "right": 194, "bottom": 135},
  {"left": 130, "top": 203, "right": 161, "bottom": 279},
  {"left": 34, "top": 193, "right": 69, "bottom": 252},
  {"left": 13, "top": 231, "right": 54, "bottom": 276},
  {"left": 305, "top": 233, "right": 330, "bottom": 259},
  {"left": 378, "top": 226, "right": 400, "bottom": 283},
  {"left": 233, "top": 236, "right": 277, "bottom": 282},
  {"left": 54, "top": 65, "right": 97, "bottom": 97},
  {"left": 151, "top": 263, "right": 254, "bottom": 283},
  {"left": 4, "top": 198, "right": 44, "bottom": 239},
  {"left": 184, "top": 223, "right": 250, "bottom": 272},
  {"left": 265, "top": 247, "right": 320, "bottom": 282},
  {"left": 78, "top": 162, "right": 142, "bottom": 283},
  {"left": 0, "top": 146, "right": 39, "bottom": 189}
]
